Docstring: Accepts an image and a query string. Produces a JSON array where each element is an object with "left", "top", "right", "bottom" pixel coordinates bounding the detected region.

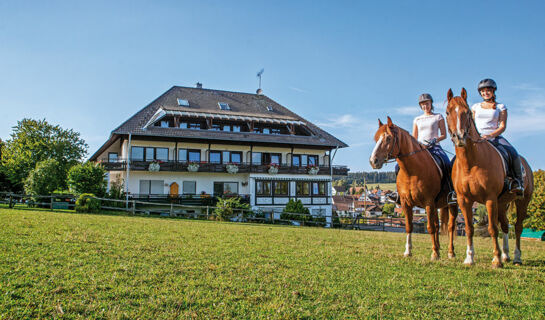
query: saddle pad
[
  {"left": 426, "top": 150, "right": 443, "bottom": 179},
  {"left": 487, "top": 142, "right": 508, "bottom": 176}
]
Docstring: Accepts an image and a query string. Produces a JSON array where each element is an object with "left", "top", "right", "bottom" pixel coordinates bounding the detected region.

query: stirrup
[
  {"left": 387, "top": 192, "right": 400, "bottom": 205},
  {"left": 447, "top": 191, "right": 457, "bottom": 205},
  {"left": 509, "top": 179, "right": 524, "bottom": 196}
]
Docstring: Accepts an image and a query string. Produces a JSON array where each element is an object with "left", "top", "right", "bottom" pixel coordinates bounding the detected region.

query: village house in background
[{"left": 89, "top": 84, "right": 349, "bottom": 221}]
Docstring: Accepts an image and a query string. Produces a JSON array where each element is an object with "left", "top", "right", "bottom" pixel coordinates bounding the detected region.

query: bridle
[
  {"left": 383, "top": 128, "right": 426, "bottom": 163},
  {"left": 448, "top": 104, "right": 485, "bottom": 145}
]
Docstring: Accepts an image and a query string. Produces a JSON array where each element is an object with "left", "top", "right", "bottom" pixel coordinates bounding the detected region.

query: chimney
[
  {"left": 256, "top": 88, "right": 263, "bottom": 95},
  {"left": 196, "top": 82, "right": 203, "bottom": 89}
]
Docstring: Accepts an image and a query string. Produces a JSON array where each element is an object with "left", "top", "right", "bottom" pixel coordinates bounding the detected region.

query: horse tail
[{"left": 440, "top": 207, "right": 449, "bottom": 235}]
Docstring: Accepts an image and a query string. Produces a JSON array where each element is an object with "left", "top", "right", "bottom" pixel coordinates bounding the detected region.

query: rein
[{"left": 384, "top": 130, "right": 427, "bottom": 163}]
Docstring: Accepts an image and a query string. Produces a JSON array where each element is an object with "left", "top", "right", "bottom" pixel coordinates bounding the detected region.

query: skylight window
[
  {"left": 266, "top": 105, "right": 273, "bottom": 112},
  {"left": 177, "top": 99, "right": 189, "bottom": 107},
  {"left": 218, "top": 102, "right": 230, "bottom": 110}
]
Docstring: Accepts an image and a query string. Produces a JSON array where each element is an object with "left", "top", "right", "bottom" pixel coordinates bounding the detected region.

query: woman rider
[
  {"left": 389, "top": 93, "right": 456, "bottom": 204},
  {"left": 471, "top": 78, "right": 524, "bottom": 194}
]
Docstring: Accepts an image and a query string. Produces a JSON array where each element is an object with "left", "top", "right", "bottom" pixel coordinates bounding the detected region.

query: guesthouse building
[{"left": 90, "top": 85, "right": 349, "bottom": 219}]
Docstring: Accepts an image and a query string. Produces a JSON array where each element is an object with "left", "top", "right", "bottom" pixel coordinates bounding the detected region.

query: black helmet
[
  {"left": 478, "top": 78, "right": 497, "bottom": 91},
  {"left": 418, "top": 93, "right": 433, "bottom": 104}
]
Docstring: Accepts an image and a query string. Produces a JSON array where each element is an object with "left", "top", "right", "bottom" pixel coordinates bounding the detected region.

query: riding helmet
[
  {"left": 478, "top": 78, "right": 497, "bottom": 91},
  {"left": 418, "top": 93, "right": 433, "bottom": 104}
]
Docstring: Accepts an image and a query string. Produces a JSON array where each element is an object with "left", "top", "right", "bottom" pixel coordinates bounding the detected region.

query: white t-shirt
[
  {"left": 413, "top": 113, "right": 444, "bottom": 144},
  {"left": 470, "top": 102, "right": 507, "bottom": 136}
]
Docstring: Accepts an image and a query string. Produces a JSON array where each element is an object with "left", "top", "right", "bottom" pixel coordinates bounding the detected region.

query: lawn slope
[{"left": 1, "top": 208, "right": 544, "bottom": 319}]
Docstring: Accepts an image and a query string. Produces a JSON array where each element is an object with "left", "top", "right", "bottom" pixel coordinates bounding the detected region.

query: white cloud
[
  {"left": 289, "top": 86, "right": 309, "bottom": 93},
  {"left": 393, "top": 105, "right": 420, "bottom": 116},
  {"left": 512, "top": 83, "right": 543, "bottom": 91}
]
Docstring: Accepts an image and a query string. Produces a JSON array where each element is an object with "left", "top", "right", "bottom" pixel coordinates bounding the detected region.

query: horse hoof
[
  {"left": 448, "top": 253, "right": 456, "bottom": 259},
  {"left": 513, "top": 260, "right": 523, "bottom": 266},
  {"left": 431, "top": 253, "right": 440, "bottom": 261},
  {"left": 463, "top": 258, "right": 474, "bottom": 266},
  {"left": 492, "top": 258, "right": 503, "bottom": 268},
  {"left": 501, "top": 254, "right": 511, "bottom": 263},
  {"left": 403, "top": 252, "right": 412, "bottom": 257}
]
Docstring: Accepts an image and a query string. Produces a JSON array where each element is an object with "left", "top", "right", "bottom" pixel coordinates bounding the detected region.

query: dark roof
[{"left": 120, "top": 86, "right": 346, "bottom": 144}]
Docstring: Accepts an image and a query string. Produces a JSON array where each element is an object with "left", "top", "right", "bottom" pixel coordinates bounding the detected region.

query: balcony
[{"left": 99, "top": 159, "right": 349, "bottom": 176}]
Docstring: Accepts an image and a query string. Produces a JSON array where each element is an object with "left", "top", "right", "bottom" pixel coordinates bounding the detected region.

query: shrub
[
  {"left": 214, "top": 197, "right": 250, "bottom": 221},
  {"left": 75, "top": 193, "right": 101, "bottom": 213},
  {"left": 24, "top": 159, "right": 64, "bottom": 195},
  {"left": 67, "top": 162, "right": 107, "bottom": 197},
  {"left": 281, "top": 199, "right": 311, "bottom": 223}
]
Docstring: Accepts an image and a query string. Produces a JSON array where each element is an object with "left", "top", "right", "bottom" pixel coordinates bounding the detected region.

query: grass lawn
[
  {"left": 1, "top": 208, "right": 544, "bottom": 319},
  {"left": 366, "top": 183, "right": 397, "bottom": 191}
]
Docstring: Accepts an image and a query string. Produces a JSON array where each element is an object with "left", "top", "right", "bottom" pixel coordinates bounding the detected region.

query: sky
[{"left": 1, "top": 0, "right": 545, "bottom": 172}]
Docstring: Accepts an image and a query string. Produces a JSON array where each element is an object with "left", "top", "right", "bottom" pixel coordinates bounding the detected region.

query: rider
[
  {"left": 388, "top": 93, "right": 456, "bottom": 204},
  {"left": 471, "top": 78, "right": 524, "bottom": 195}
]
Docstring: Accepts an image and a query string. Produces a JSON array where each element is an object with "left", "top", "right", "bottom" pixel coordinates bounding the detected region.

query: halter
[{"left": 450, "top": 105, "right": 486, "bottom": 144}]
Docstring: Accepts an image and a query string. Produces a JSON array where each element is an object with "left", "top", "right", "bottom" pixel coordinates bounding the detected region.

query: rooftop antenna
[{"left": 257, "top": 68, "right": 264, "bottom": 89}]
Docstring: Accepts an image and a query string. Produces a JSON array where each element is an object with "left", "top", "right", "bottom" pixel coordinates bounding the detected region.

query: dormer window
[
  {"left": 177, "top": 99, "right": 189, "bottom": 107},
  {"left": 266, "top": 106, "right": 273, "bottom": 112},
  {"left": 160, "top": 121, "right": 169, "bottom": 128},
  {"left": 218, "top": 102, "right": 230, "bottom": 110}
]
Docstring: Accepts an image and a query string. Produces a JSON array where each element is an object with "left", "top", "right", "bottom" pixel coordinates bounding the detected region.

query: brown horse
[
  {"left": 445, "top": 88, "right": 534, "bottom": 267},
  {"left": 370, "top": 117, "right": 458, "bottom": 260}
]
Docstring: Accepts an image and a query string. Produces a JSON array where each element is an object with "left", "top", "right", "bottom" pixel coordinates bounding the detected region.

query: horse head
[
  {"left": 446, "top": 88, "right": 473, "bottom": 147},
  {"left": 369, "top": 116, "right": 399, "bottom": 169}
]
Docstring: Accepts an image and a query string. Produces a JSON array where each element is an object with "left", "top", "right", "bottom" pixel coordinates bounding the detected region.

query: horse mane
[{"left": 374, "top": 123, "right": 423, "bottom": 151}]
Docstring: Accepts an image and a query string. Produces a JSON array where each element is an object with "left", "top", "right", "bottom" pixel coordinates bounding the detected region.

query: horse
[
  {"left": 370, "top": 117, "right": 458, "bottom": 260},
  {"left": 445, "top": 88, "right": 534, "bottom": 267}
]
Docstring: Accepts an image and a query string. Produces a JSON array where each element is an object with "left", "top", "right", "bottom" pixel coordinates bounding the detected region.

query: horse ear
[
  {"left": 387, "top": 116, "right": 393, "bottom": 127},
  {"left": 378, "top": 118, "right": 383, "bottom": 127},
  {"left": 461, "top": 87, "right": 467, "bottom": 101},
  {"left": 447, "top": 89, "right": 453, "bottom": 102}
]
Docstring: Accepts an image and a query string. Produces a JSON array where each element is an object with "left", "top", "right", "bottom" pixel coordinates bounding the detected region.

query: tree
[
  {"left": 24, "top": 159, "right": 64, "bottom": 195},
  {"left": 281, "top": 199, "right": 311, "bottom": 223},
  {"left": 382, "top": 203, "right": 395, "bottom": 216},
  {"left": 67, "top": 162, "right": 107, "bottom": 197},
  {"left": 525, "top": 170, "right": 545, "bottom": 230},
  {"left": 2, "top": 119, "right": 88, "bottom": 191}
]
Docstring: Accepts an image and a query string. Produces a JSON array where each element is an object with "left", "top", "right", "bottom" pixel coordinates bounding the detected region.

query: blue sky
[{"left": 1, "top": 1, "right": 544, "bottom": 171}]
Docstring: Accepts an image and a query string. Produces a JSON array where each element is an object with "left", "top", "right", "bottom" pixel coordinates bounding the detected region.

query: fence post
[
  {"left": 206, "top": 206, "right": 209, "bottom": 220},
  {"left": 9, "top": 193, "right": 13, "bottom": 208},
  {"left": 170, "top": 203, "right": 174, "bottom": 217},
  {"left": 50, "top": 196, "right": 54, "bottom": 210},
  {"left": 270, "top": 211, "right": 274, "bottom": 224},
  {"left": 131, "top": 200, "right": 136, "bottom": 215}
]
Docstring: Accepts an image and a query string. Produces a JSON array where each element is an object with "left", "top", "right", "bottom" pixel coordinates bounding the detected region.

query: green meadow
[{"left": 1, "top": 208, "right": 544, "bottom": 319}]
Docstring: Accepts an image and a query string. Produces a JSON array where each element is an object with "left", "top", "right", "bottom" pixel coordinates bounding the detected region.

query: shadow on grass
[{"left": 521, "top": 259, "right": 545, "bottom": 267}]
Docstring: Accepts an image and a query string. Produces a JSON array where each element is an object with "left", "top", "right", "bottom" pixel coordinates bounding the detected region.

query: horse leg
[
  {"left": 426, "top": 204, "right": 440, "bottom": 260},
  {"left": 403, "top": 203, "right": 413, "bottom": 257},
  {"left": 514, "top": 199, "right": 528, "bottom": 265},
  {"left": 486, "top": 199, "right": 503, "bottom": 268},
  {"left": 447, "top": 204, "right": 457, "bottom": 259},
  {"left": 498, "top": 203, "right": 511, "bottom": 263},
  {"left": 459, "top": 198, "right": 475, "bottom": 265}
]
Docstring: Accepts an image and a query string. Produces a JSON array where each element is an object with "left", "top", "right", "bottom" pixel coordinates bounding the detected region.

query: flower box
[
  {"left": 187, "top": 163, "right": 200, "bottom": 172},
  {"left": 226, "top": 164, "right": 239, "bottom": 174},
  {"left": 307, "top": 166, "right": 319, "bottom": 175},
  {"left": 148, "top": 161, "right": 161, "bottom": 172}
]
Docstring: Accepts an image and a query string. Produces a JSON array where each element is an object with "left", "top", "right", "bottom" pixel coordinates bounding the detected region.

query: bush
[
  {"left": 75, "top": 193, "right": 101, "bottom": 213},
  {"left": 214, "top": 197, "right": 250, "bottom": 221},
  {"left": 382, "top": 203, "right": 395, "bottom": 216},
  {"left": 67, "top": 162, "right": 107, "bottom": 197},
  {"left": 281, "top": 199, "right": 311, "bottom": 223},
  {"left": 24, "top": 159, "right": 64, "bottom": 195}
]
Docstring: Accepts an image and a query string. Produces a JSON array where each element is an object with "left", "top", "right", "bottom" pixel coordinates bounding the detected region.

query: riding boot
[
  {"left": 387, "top": 192, "right": 401, "bottom": 205},
  {"left": 510, "top": 156, "right": 524, "bottom": 196}
]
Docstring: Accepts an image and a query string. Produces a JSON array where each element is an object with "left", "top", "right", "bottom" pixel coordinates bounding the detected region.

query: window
[
  {"left": 210, "top": 151, "right": 221, "bottom": 163},
  {"left": 214, "top": 182, "right": 238, "bottom": 195},
  {"left": 263, "top": 153, "right": 281, "bottom": 165},
  {"left": 211, "top": 124, "right": 221, "bottom": 131},
  {"left": 312, "top": 182, "right": 326, "bottom": 196},
  {"left": 230, "top": 152, "right": 242, "bottom": 164},
  {"left": 178, "top": 149, "right": 187, "bottom": 162},
  {"left": 188, "top": 150, "right": 200, "bottom": 162},
  {"left": 252, "top": 152, "right": 262, "bottom": 165},
  {"left": 139, "top": 180, "right": 164, "bottom": 195},
  {"left": 131, "top": 147, "right": 144, "bottom": 161},
  {"left": 273, "top": 181, "right": 289, "bottom": 196},
  {"left": 292, "top": 154, "right": 319, "bottom": 167},
  {"left": 266, "top": 106, "right": 273, "bottom": 111},
  {"left": 271, "top": 128, "right": 281, "bottom": 135},
  {"left": 160, "top": 121, "right": 169, "bottom": 128},
  {"left": 179, "top": 122, "right": 188, "bottom": 129},
  {"left": 183, "top": 181, "right": 196, "bottom": 194},
  {"left": 131, "top": 147, "right": 168, "bottom": 161},
  {"left": 108, "top": 153, "right": 118, "bottom": 162},
  {"left": 218, "top": 102, "right": 230, "bottom": 110},
  {"left": 189, "top": 123, "right": 201, "bottom": 130},
  {"left": 232, "top": 125, "right": 241, "bottom": 132},
  {"left": 296, "top": 181, "right": 310, "bottom": 196},
  {"left": 177, "top": 98, "right": 189, "bottom": 107},
  {"left": 256, "top": 181, "right": 271, "bottom": 196}
]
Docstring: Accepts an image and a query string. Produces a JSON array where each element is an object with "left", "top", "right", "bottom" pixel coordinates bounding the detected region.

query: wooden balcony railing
[{"left": 98, "top": 159, "right": 349, "bottom": 176}]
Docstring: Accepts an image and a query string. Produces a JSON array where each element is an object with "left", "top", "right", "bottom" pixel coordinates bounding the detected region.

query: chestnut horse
[
  {"left": 370, "top": 117, "right": 458, "bottom": 260},
  {"left": 445, "top": 88, "right": 534, "bottom": 267}
]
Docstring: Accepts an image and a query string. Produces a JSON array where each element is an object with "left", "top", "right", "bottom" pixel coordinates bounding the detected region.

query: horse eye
[{"left": 446, "top": 112, "right": 449, "bottom": 115}]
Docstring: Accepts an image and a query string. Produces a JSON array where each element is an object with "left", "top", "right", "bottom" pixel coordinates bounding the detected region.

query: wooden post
[
  {"left": 50, "top": 196, "right": 54, "bottom": 210},
  {"left": 206, "top": 206, "right": 209, "bottom": 220},
  {"left": 270, "top": 211, "right": 274, "bottom": 224},
  {"left": 9, "top": 193, "right": 13, "bottom": 208},
  {"left": 170, "top": 203, "right": 174, "bottom": 217},
  {"left": 131, "top": 200, "right": 136, "bottom": 215}
]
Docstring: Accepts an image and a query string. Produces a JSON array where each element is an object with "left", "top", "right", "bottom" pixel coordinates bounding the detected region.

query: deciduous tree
[
  {"left": 525, "top": 170, "right": 545, "bottom": 230},
  {"left": 67, "top": 162, "right": 107, "bottom": 197}
]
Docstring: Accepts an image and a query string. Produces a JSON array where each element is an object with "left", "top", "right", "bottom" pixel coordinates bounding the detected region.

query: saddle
[
  {"left": 487, "top": 141, "right": 525, "bottom": 194},
  {"left": 426, "top": 149, "right": 452, "bottom": 197}
]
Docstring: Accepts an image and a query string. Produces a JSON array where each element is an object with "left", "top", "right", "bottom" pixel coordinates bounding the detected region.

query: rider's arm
[
  {"left": 412, "top": 121, "right": 418, "bottom": 140},
  {"left": 485, "top": 110, "right": 507, "bottom": 139},
  {"left": 437, "top": 117, "right": 447, "bottom": 142}
]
